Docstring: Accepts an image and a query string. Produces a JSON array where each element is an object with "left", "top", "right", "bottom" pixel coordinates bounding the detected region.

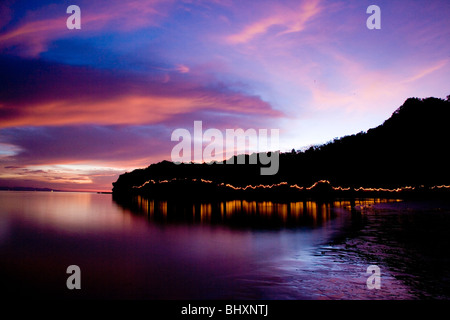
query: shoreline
[{"left": 112, "top": 179, "right": 450, "bottom": 202}]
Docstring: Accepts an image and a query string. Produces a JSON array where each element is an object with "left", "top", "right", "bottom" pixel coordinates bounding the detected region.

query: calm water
[{"left": 1, "top": 191, "right": 450, "bottom": 299}]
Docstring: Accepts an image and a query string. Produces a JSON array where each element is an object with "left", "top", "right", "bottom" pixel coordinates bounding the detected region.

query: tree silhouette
[{"left": 113, "top": 95, "right": 450, "bottom": 199}]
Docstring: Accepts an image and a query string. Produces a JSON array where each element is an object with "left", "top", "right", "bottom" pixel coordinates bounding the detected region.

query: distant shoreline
[
  {"left": 113, "top": 179, "right": 450, "bottom": 202},
  {"left": 0, "top": 187, "right": 112, "bottom": 194},
  {"left": 0, "top": 187, "right": 58, "bottom": 192}
]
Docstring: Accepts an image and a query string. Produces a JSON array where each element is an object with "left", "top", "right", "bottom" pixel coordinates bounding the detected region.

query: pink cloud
[
  {"left": 176, "top": 64, "right": 190, "bottom": 73},
  {"left": 0, "top": 0, "right": 172, "bottom": 57},
  {"left": 226, "top": 0, "right": 322, "bottom": 44},
  {"left": 0, "top": 86, "right": 281, "bottom": 128},
  {"left": 0, "top": 57, "right": 282, "bottom": 129}
]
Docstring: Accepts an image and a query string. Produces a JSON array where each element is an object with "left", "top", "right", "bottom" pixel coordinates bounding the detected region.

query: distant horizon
[
  {"left": 1, "top": 0, "right": 449, "bottom": 191},
  {"left": 0, "top": 186, "right": 112, "bottom": 193}
]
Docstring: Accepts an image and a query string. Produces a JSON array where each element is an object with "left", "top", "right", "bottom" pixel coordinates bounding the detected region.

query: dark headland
[{"left": 112, "top": 96, "right": 450, "bottom": 200}]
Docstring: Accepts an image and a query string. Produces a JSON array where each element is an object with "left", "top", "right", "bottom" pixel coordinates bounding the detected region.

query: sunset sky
[{"left": 1, "top": 0, "right": 449, "bottom": 192}]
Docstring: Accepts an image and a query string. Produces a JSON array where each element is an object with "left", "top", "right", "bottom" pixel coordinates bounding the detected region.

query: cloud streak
[
  {"left": 0, "top": 0, "right": 171, "bottom": 57},
  {"left": 226, "top": 0, "right": 322, "bottom": 44},
  {"left": 0, "top": 56, "right": 282, "bottom": 128}
]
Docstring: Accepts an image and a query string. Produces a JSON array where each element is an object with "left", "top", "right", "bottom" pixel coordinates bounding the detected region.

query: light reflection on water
[
  {"left": 1, "top": 191, "right": 449, "bottom": 299},
  {"left": 128, "top": 196, "right": 401, "bottom": 229},
  {"left": 131, "top": 196, "right": 336, "bottom": 227}
]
